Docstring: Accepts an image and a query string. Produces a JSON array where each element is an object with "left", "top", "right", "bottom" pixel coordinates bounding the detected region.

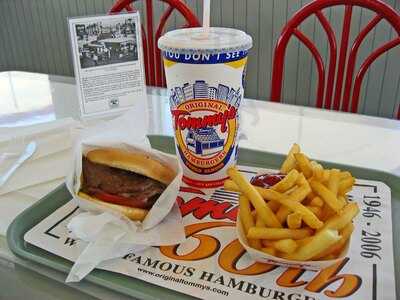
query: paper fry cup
[{"left": 236, "top": 216, "right": 350, "bottom": 271}]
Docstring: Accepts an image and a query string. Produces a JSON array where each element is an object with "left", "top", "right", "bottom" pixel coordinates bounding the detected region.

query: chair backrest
[
  {"left": 270, "top": 0, "right": 400, "bottom": 119},
  {"left": 109, "top": 0, "right": 200, "bottom": 87}
]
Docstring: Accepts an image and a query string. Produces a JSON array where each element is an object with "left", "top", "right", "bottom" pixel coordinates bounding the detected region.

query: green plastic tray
[{"left": 7, "top": 135, "right": 400, "bottom": 299}]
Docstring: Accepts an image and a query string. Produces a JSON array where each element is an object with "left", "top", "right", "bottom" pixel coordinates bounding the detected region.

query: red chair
[
  {"left": 270, "top": 0, "right": 400, "bottom": 119},
  {"left": 109, "top": 0, "right": 200, "bottom": 87},
  {"left": 398, "top": 104, "right": 400, "bottom": 119}
]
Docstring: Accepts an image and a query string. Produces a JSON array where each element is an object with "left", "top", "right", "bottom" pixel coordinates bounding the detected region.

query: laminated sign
[
  {"left": 68, "top": 12, "right": 147, "bottom": 118},
  {"left": 25, "top": 166, "right": 396, "bottom": 300}
]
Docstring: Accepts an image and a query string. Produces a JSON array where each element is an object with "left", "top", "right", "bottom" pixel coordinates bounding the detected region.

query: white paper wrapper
[
  {"left": 64, "top": 111, "right": 185, "bottom": 282},
  {"left": 236, "top": 216, "right": 350, "bottom": 271}
]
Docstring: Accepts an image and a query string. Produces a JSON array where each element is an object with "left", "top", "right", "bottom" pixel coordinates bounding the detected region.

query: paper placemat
[{"left": 24, "top": 166, "right": 396, "bottom": 300}]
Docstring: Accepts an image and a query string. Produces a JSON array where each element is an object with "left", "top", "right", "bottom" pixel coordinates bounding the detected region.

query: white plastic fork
[{"left": 0, "top": 141, "right": 37, "bottom": 187}]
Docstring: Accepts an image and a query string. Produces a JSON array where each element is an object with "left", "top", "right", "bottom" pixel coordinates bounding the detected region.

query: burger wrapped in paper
[
  {"left": 78, "top": 148, "right": 176, "bottom": 221},
  {"left": 66, "top": 139, "right": 183, "bottom": 231}
]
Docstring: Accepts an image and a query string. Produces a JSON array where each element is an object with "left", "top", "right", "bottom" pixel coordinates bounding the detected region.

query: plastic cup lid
[{"left": 158, "top": 27, "right": 252, "bottom": 54}]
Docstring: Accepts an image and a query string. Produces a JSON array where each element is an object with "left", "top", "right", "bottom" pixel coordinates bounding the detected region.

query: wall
[{"left": 0, "top": 0, "right": 399, "bottom": 118}]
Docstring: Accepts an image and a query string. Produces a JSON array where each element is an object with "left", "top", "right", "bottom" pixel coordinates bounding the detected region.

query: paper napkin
[{"left": 65, "top": 110, "right": 185, "bottom": 282}]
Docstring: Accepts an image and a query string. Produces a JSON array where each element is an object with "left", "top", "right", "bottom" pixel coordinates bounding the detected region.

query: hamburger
[{"left": 78, "top": 148, "right": 176, "bottom": 221}]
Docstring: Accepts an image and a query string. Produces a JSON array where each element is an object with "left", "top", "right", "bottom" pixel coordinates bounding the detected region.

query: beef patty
[{"left": 81, "top": 157, "right": 166, "bottom": 209}]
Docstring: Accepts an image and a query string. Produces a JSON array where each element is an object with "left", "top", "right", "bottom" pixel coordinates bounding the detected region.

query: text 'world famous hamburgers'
[{"left": 78, "top": 148, "right": 176, "bottom": 221}]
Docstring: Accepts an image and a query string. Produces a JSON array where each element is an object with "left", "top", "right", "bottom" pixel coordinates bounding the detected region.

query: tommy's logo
[
  {"left": 169, "top": 81, "right": 241, "bottom": 175},
  {"left": 172, "top": 106, "right": 237, "bottom": 157},
  {"left": 177, "top": 196, "right": 238, "bottom": 221},
  {"left": 172, "top": 106, "right": 237, "bottom": 134}
]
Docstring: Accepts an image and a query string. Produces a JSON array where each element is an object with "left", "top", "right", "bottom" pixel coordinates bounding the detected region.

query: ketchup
[{"left": 250, "top": 173, "right": 285, "bottom": 188}]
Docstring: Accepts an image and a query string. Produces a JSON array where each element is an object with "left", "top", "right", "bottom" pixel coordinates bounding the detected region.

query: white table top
[
  {"left": 1, "top": 70, "right": 400, "bottom": 299},
  {"left": 3, "top": 71, "right": 398, "bottom": 175}
]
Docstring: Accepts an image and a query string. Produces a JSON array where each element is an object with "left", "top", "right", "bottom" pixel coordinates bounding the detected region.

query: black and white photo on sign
[{"left": 75, "top": 18, "right": 138, "bottom": 69}]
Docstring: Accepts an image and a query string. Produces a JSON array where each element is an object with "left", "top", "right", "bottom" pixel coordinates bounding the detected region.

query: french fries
[
  {"left": 287, "top": 212, "right": 302, "bottom": 229},
  {"left": 273, "top": 192, "right": 324, "bottom": 229},
  {"left": 296, "top": 236, "right": 313, "bottom": 246},
  {"left": 294, "top": 153, "right": 313, "bottom": 178},
  {"left": 261, "top": 247, "right": 276, "bottom": 256},
  {"left": 306, "top": 206, "right": 323, "bottom": 219},
  {"left": 280, "top": 143, "right": 300, "bottom": 173},
  {"left": 320, "top": 203, "right": 336, "bottom": 221},
  {"left": 311, "top": 161, "right": 324, "bottom": 180},
  {"left": 305, "top": 191, "right": 317, "bottom": 204},
  {"left": 275, "top": 184, "right": 311, "bottom": 224},
  {"left": 283, "top": 229, "right": 341, "bottom": 261},
  {"left": 313, "top": 223, "right": 354, "bottom": 260},
  {"left": 224, "top": 179, "right": 281, "bottom": 212},
  {"left": 320, "top": 202, "right": 360, "bottom": 231},
  {"left": 310, "top": 180, "right": 345, "bottom": 213},
  {"left": 337, "top": 195, "right": 348, "bottom": 207},
  {"left": 272, "top": 239, "right": 298, "bottom": 254},
  {"left": 261, "top": 239, "right": 273, "bottom": 247},
  {"left": 239, "top": 196, "right": 262, "bottom": 249},
  {"left": 296, "top": 173, "right": 308, "bottom": 186},
  {"left": 255, "top": 215, "right": 265, "bottom": 228},
  {"left": 309, "top": 196, "right": 324, "bottom": 207},
  {"left": 228, "top": 167, "right": 282, "bottom": 228},
  {"left": 270, "top": 169, "right": 299, "bottom": 192},
  {"left": 247, "top": 227, "right": 313, "bottom": 240},
  {"left": 338, "top": 176, "right": 355, "bottom": 195},
  {"left": 340, "top": 171, "right": 352, "bottom": 179},
  {"left": 229, "top": 143, "right": 360, "bottom": 262},
  {"left": 328, "top": 169, "right": 341, "bottom": 195},
  {"left": 322, "top": 169, "right": 331, "bottom": 183}
]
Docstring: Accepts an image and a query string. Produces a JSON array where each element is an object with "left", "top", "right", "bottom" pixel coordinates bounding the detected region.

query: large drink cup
[{"left": 158, "top": 28, "right": 252, "bottom": 188}]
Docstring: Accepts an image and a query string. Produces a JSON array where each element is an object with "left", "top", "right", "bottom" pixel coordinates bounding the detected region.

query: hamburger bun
[
  {"left": 78, "top": 192, "right": 148, "bottom": 221},
  {"left": 86, "top": 148, "right": 175, "bottom": 185}
]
